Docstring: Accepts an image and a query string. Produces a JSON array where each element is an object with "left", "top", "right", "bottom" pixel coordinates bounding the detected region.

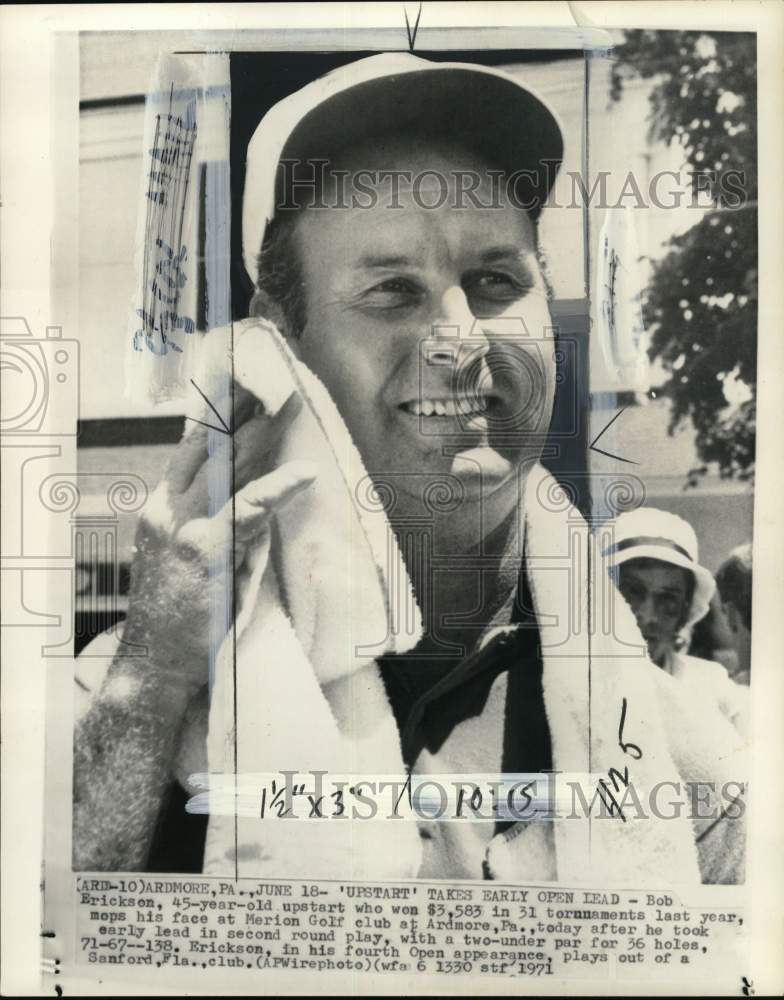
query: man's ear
[{"left": 249, "top": 288, "right": 284, "bottom": 327}]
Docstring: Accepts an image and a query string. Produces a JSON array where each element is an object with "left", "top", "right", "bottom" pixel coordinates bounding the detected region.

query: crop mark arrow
[
  {"left": 404, "top": 2, "right": 423, "bottom": 52},
  {"left": 186, "top": 377, "right": 232, "bottom": 435},
  {"left": 589, "top": 406, "right": 638, "bottom": 465}
]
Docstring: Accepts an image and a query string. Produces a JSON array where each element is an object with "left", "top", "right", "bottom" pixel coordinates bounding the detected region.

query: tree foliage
[{"left": 611, "top": 31, "right": 757, "bottom": 482}]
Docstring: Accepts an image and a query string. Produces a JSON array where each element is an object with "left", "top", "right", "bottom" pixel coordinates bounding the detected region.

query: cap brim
[
  {"left": 281, "top": 64, "right": 563, "bottom": 212},
  {"left": 243, "top": 57, "right": 564, "bottom": 282}
]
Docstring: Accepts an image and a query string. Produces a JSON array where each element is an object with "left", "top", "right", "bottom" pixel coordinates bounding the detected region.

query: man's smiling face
[{"left": 285, "top": 138, "right": 556, "bottom": 523}]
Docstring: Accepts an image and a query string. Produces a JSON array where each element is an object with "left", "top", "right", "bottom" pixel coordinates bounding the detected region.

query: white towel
[{"left": 203, "top": 319, "right": 424, "bottom": 878}]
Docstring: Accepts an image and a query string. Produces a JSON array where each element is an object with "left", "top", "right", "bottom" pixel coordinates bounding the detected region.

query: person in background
[
  {"left": 609, "top": 507, "right": 749, "bottom": 735},
  {"left": 688, "top": 595, "right": 739, "bottom": 678},
  {"left": 715, "top": 543, "right": 753, "bottom": 686}
]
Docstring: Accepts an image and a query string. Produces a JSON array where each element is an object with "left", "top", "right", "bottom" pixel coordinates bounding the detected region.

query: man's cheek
[
  {"left": 486, "top": 304, "right": 555, "bottom": 382},
  {"left": 493, "top": 296, "right": 553, "bottom": 337},
  {"left": 298, "top": 332, "right": 364, "bottom": 400},
  {"left": 490, "top": 346, "right": 553, "bottom": 428}
]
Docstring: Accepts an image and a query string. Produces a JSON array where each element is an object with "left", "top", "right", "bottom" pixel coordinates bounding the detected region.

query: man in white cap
[
  {"left": 74, "top": 54, "right": 746, "bottom": 884},
  {"left": 609, "top": 507, "right": 749, "bottom": 734}
]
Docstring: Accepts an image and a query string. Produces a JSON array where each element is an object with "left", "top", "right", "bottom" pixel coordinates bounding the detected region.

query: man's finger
[
  {"left": 230, "top": 383, "right": 260, "bottom": 430},
  {"left": 233, "top": 459, "right": 318, "bottom": 537},
  {"left": 181, "top": 458, "right": 318, "bottom": 557},
  {"left": 233, "top": 389, "right": 303, "bottom": 479},
  {"left": 187, "top": 390, "right": 304, "bottom": 504},
  {"left": 164, "top": 422, "right": 210, "bottom": 496}
]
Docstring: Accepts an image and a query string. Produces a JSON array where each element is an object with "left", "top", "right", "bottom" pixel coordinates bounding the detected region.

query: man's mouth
[{"left": 398, "top": 394, "right": 499, "bottom": 418}]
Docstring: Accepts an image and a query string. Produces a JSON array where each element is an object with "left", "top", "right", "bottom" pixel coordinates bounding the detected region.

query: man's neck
[{"left": 394, "top": 509, "right": 522, "bottom": 660}]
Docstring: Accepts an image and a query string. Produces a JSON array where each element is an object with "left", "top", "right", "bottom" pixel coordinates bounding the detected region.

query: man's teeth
[{"left": 404, "top": 398, "right": 489, "bottom": 416}]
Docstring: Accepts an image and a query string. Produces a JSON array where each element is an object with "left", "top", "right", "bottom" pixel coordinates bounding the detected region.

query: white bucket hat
[
  {"left": 606, "top": 507, "right": 716, "bottom": 629},
  {"left": 241, "top": 52, "right": 564, "bottom": 285}
]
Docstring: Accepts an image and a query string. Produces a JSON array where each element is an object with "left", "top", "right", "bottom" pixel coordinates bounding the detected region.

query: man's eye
[
  {"left": 464, "top": 271, "right": 528, "bottom": 301},
  {"left": 363, "top": 277, "right": 421, "bottom": 307}
]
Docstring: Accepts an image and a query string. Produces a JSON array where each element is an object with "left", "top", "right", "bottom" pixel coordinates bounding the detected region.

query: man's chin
[
  {"left": 450, "top": 446, "right": 515, "bottom": 497},
  {"left": 364, "top": 445, "right": 532, "bottom": 519}
]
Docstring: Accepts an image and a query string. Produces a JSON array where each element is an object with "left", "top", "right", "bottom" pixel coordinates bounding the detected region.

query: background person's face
[
  {"left": 617, "top": 558, "right": 693, "bottom": 666},
  {"left": 289, "top": 139, "right": 556, "bottom": 529}
]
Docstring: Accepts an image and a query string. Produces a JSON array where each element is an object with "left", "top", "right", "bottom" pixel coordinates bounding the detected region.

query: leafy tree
[{"left": 611, "top": 30, "right": 757, "bottom": 482}]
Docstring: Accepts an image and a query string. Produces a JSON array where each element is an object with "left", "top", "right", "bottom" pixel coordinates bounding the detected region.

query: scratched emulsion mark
[{"left": 133, "top": 85, "right": 197, "bottom": 356}]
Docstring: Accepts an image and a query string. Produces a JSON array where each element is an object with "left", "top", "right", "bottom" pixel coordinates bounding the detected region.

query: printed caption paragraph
[{"left": 74, "top": 877, "right": 746, "bottom": 983}]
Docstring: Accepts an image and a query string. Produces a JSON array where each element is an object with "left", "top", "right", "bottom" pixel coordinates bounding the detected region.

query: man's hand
[
  {"left": 122, "top": 388, "right": 315, "bottom": 698},
  {"left": 73, "top": 386, "right": 315, "bottom": 871}
]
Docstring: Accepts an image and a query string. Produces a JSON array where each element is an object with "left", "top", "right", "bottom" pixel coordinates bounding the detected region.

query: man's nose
[{"left": 428, "top": 286, "right": 489, "bottom": 366}]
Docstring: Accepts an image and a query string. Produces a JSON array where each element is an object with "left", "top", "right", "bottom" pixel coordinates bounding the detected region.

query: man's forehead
[
  {"left": 296, "top": 204, "right": 537, "bottom": 273},
  {"left": 295, "top": 148, "right": 537, "bottom": 258},
  {"left": 313, "top": 133, "right": 538, "bottom": 215}
]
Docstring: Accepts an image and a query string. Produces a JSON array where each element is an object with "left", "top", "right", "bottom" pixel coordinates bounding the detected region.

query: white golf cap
[
  {"left": 607, "top": 507, "right": 716, "bottom": 629},
  {"left": 242, "top": 53, "right": 564, "bottom": 285}
]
